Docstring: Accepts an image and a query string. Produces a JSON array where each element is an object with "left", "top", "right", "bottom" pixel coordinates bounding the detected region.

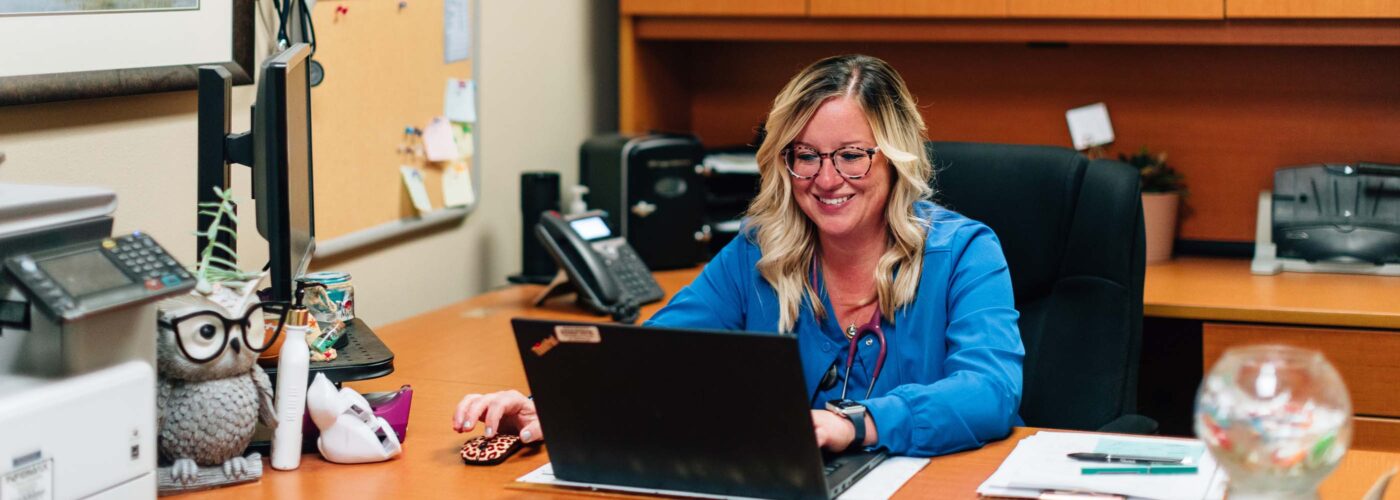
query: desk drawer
[{"left": 1202, "top": 323, "right": 1400, "bottom": 418}]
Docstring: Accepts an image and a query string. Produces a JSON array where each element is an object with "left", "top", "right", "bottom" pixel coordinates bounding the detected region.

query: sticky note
[
  {"left": 422, "top": 117, "right": 459, "bottom": 162},
  {"left": 443, "top": 161, "right": 476, "bottom": 208},
  {"left": 444, "top": 79, "right": 476, "bottom": 123},
  {"left": 1065, "top": 102, "right": 1115, "bottom": 151},
  {"left": 444, "top": 0, "right": 471, "bottom": 63},
  {"left": 452, "top": 122, "right": 474, "bottom": 159},
  {"left": 400, "top": 166, "right": 433, "bottom": 214}
]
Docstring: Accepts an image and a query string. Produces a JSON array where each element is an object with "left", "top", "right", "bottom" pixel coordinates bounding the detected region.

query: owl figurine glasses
[{"left": 159, "top": 301, "right": 294, "bottom": 363}]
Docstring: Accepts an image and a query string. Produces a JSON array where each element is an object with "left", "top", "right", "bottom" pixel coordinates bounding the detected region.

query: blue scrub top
[{"left": 646, "top": 201, "right": 1024, "bottom": 457}]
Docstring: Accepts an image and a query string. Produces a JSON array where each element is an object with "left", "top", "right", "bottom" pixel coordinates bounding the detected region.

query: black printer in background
[
  {"left": 700, "top": 148, "right": 761, "bottom": 255},
  {"left": 580, "top": 133, "right": 708, "bottom": 270},
  {"left": 1270, "top": 163, "right": 1400, "bottom": 265}
]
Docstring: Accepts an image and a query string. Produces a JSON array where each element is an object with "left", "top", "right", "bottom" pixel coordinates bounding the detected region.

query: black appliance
[
  {"left": 579, "top": 133, "right": 707, "bottom": 270},
  {"left": 1272, "top": 163, "right": 1400, "bottom": 265}
]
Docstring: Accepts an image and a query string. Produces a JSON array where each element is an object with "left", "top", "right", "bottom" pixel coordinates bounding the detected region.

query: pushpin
[
  {"left": 334, "top": 4, "right": 348, "bottom": 21},
  {"left": 398, "top": 1, "right": 408, "bottom": 11}
]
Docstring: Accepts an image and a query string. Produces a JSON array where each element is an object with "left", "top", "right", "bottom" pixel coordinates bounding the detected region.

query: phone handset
[{"left": 533, "top": 211, "right": 637, "bottom": 322}]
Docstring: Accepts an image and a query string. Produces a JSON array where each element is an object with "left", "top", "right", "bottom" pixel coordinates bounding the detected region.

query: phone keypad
[{"left": 597, "top": 243, "right": 665, "bottom": 305}]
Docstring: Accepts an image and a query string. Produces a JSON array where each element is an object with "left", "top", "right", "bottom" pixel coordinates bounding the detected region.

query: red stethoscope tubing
[
  {"left": 811, "top": 253, "right": 889, "bottom": 400},
  {"left": 841, "top": 308, "right": 887, "bottom": 400}
]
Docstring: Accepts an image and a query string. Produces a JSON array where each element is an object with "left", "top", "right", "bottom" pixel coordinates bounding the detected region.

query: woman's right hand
[{"left": 452, "top": 389, "right": 543, "bottom": 443}]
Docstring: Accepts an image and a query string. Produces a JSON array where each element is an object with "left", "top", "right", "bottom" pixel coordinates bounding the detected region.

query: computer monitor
[{"left": 196, "top": 43, "right": 315, "bottom": 302}]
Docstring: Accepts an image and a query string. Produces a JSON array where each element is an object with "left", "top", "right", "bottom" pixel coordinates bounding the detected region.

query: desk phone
[
  {"left": 535, "top": 210, "right": 664, "bottom": 320},
  {"left": 5, "top": 232, "right": 195, "bottom": 322}
]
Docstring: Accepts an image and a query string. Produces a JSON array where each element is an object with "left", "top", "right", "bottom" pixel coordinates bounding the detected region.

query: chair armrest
[{"left": 1096, "top": 414, "right": 1159, "bottom": 435}]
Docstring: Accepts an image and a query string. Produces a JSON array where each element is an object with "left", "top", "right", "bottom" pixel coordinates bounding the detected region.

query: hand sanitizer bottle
[{"left": 272, "top": 306, "right": 311, "bottom": 470}]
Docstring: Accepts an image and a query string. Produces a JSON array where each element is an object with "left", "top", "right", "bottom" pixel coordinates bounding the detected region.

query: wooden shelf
[
  {"left": 1145, "top": 257, "right": 1400, "bottom": 329},
  {"left": 632, "top": 17, "right": 1400, "bottom": 46}
]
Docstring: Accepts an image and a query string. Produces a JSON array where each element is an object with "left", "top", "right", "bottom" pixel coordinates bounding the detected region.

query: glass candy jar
[{"left": 1195, "top": 345, "right": 1352, "bottom": 499}]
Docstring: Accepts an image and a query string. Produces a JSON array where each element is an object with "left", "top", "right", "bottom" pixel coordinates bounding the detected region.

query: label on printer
[{"left": 1, "top": 457, "right": 53, "bottom": 500}]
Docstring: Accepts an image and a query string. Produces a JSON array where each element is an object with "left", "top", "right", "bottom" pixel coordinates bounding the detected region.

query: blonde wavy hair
[{"left": 747, "top": 54, "right": 933, "bottom": 333}]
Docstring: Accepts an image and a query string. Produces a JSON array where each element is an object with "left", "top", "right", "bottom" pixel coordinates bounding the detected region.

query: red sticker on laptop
[
  {"left": 554, "top": 325, "right": 601, "bottom": 344},
  {"left": 530, "top": 336, "right": 559, "bottom": 357}
]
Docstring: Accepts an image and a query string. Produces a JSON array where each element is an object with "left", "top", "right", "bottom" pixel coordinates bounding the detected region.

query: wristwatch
[{"left": 825, "top": 399, "right": 866, "bottom": 451}]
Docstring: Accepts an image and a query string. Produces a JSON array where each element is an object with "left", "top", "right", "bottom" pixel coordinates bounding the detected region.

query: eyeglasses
[
  {"left": 782, "top": 145, "right": 880, "bottom": 180},
  {"left": 158, "top": 301, "right": 293, "bottom": 363}
]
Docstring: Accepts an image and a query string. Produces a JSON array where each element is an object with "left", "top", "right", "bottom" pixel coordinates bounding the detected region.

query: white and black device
[
  {"left": 825, "top": 399, "right": 868, "bottom": 452},
  {"left": 5, "top": 232, "right": 194, "bottom": 322},
  {"left": 532, "top": 210, "right": 664, "bottom": 323}
]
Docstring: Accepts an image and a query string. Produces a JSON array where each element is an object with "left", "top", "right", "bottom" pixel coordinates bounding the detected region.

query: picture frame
[{"left": 0, "top": 0, "right": 254, "bottom": 106}]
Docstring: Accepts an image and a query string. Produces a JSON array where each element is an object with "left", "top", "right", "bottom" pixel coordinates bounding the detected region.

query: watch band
[{"left": 844, "top": 411, "right": 865, "bottom": 451}]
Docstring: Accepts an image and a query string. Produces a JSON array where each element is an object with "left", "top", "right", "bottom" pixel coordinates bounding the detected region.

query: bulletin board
[{"left": 307, "top": 0, "right": 475, "bottom": 241}]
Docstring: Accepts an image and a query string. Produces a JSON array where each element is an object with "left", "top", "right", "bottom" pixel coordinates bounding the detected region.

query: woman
[{"left": 454, "top": 54, "right": 1023, "bottom": 457}]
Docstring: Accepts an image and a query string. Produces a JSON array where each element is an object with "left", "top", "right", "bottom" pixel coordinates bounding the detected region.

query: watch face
[{"left": 826, "top": 399, "right": 864, "bottom": 413}]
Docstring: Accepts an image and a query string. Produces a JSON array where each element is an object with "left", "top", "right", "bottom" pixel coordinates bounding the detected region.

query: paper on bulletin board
[
  {"left": 400, "top": 166, "right": 434, "bottom": 214},
  {"left": 444, "top": 0, "right": 470, "bottom": 63},
  {"left": 452, "top": 122, "right": 474, "bottom": 158},
  {"left": 444, "top": 78, "right": 476, "bottom": 123},
  {"left": 422, "top": 117, "right": 460, "bottom": 162},
  {"left": 443, "top": 161, "right": 476, "bottom": 207}
]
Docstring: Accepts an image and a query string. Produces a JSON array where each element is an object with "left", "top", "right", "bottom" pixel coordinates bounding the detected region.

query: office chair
[{"left": 927, "top": 141, "right": 1157, "bottom": 434}]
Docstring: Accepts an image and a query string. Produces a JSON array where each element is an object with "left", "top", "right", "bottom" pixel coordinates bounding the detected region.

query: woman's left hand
[{"left": 811, "top": 409, "right": 857, "bottom": 452}]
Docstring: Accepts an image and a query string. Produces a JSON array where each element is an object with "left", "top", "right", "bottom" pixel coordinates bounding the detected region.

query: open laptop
[{"left": 512, "top": 318, "right": 886, "bottom": 500}]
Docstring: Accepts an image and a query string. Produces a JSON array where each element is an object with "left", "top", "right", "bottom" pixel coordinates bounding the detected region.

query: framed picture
[{"left": 0, "top": 0, "right": 254, "bottom": 106}]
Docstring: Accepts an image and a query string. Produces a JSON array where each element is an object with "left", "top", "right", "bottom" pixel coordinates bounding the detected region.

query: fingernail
[
  {"left": 463, "top": 421, "right": 473, "bottom": 430},
  {"left": 485, "top": 426, "right": 494, "bottom": 437},
  {"left": 521, "top": 430, "right": 533, "bottom": 442}
]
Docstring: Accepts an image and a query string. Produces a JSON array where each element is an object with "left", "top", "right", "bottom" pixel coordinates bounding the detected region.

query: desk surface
[
  {"left": 1144, "top": 257, "right": 1400, "bottom": 329},
  {"left": 190, "top": 267, "right": 1399, "bottom": 499}
]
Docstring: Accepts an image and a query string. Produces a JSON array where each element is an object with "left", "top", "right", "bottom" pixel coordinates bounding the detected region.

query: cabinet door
[
  {"left": 619, "top": 0, "right": 807, "bottom": 16},
  {"left": 810, "top": 0, "right": 1007, "bottom": 17},
  {"left": 1008, "top": 0, "right": 1223, "bottom": 18},
  {"left": 1227, "top": 0, "right": 1400, "bottom": 18}
]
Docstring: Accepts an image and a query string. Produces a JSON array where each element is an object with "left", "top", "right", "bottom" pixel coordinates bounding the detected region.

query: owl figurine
[{"left": 155, "top": 276, "right": 278, "bottom": 492}]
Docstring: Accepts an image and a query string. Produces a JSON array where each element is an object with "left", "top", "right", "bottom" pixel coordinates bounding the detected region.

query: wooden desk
[
  {"left": 1144, "top": 257, "right": 1400, "bottom": 451},
  {"left": 187, "top": 267, "right": 1398, "bottom": 498}
]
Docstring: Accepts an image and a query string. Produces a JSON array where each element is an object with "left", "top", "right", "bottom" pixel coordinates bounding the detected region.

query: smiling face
[{"left": 790, "top": 96, "right": 891, "bottom": 243}]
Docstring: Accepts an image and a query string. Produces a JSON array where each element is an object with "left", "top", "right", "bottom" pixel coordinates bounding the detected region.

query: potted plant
[{"left": 1120, "top": 147, "right": 1186, "bottom": 263}]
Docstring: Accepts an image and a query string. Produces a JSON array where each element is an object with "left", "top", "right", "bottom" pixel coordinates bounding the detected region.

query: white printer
[{"left": 0, "top": 179, "right": 193, "bottom": 499}]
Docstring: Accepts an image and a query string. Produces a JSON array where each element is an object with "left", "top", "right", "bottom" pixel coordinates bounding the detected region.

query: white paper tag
[
  {"left": 1065, "top": 102, "right": 1115, "bottom": 151},
  {"left": 400, "top": 166, "right": 434, "bottom": 214},
  {"left": 2, "top": 457, "right": 54, "bottom": 500},
  {"left": 554, "top": 325, "right": 601, "bottom": 344},
  {"left": 443, "top": 161, "right": 476, "bottom": 207},
  {"left": 444, "top": 79, "right": 476, "bottom": 123},
  {"left": 422, "top": 117, "right": 460, "bottom": 162}
]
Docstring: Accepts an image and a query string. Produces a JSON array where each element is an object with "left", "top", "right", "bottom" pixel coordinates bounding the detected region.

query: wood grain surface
[{"left": 176, "top": 266, "right": 1400, "bottom": 498}]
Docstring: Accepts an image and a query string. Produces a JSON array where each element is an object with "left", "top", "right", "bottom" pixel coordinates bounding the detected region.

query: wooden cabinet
[
  {"left": 810, "top": 0, "right": 1007, "bottom": 18},
  {"left": 1203, "top": 323, "right": 1400, "bottom": 451},
  {"left": 1227, "top": 0, "right": 1400, "bottom": 19},
  {"left": 1008, "top": 0, "right": 1223, "bottom": 19},
  {"left": 619, "top": 0, "right": 806, "bottom": 17}
]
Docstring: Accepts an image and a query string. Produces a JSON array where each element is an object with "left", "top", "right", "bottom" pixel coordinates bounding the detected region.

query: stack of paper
[{"left": 977, "top": 431, "right": 1228, "bottom": 500}]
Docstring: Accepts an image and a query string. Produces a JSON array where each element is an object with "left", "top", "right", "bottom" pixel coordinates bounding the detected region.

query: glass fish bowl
[{"left": 1195, "top": 345, "right": 1352, "bottom": 499}]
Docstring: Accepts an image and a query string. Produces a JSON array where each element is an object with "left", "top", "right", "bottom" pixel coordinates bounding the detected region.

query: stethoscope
[{"left": 810, "top": 255, "right": 889, "bottom": 403}]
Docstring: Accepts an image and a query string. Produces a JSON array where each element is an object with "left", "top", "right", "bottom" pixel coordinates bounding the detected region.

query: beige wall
[{"left": 0, "top": 0, "right": 616, "bottom": 325}]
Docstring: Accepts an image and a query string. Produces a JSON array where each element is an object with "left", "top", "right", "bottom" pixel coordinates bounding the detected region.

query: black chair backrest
[{"left": 927, "top": 141, "right": 1145, "bottom": 430}]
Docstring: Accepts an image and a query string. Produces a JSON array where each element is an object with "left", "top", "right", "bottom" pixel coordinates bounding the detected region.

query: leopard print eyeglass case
[{"left": 461, "top": 434, "right": 523, "bottom": 466}]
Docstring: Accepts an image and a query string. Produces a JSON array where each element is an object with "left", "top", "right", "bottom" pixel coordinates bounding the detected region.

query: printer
[
  {"left": 0, "top": 179, "right": 193, "bottom": 498},
  {"left": 1252, "top": 163, "right": 1400, "bottom": 276}
]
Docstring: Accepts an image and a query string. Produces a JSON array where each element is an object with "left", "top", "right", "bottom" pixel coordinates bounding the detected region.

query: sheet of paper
[
  {"left": 518, "top": 458, "right": 927, "bottom": 500},
  {"left": 442, "top": 161, "right": 475, "bottom": 207},
  {"left": 443, "top": 0, "right": 471, "bottom": 63},
  {"left": 422, "top": 117, "right": 459, "bottom": 162},
  {"left": 977, "top": 431, "right": 1223, "bottom": 500},
  {"left": 836, "top": 456, "right": 929, "bottom": 500},
  {"left": 400, "top": 166, "right": 433, "bottom": 214},
  {"left": 1065, "top": 102, "right": 1115, "bottom": 151},
  {"left": 451, "top": 122, "right": 474, "bottom": 158},
  {"left": 444, "top": 78, "right": 476, "bottom": 123}
]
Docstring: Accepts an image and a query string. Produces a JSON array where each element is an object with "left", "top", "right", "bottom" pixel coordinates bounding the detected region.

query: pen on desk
[
  {"left": 1067, "top": 452, "right": 1185, "bottom": 465},
  {"left": 1081, "top": 465, "right": 1198, "bottom": 475}
]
